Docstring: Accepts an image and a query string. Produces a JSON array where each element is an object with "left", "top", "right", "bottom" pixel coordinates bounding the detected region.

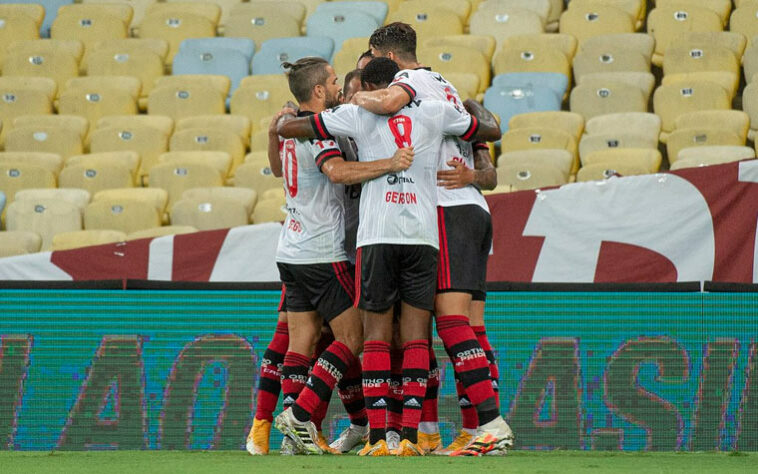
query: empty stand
[
  {"left": 5, "top": 198, "right": 81, "bottom": 251},
  {"left": 51, "top": 229, "right": 126, "bottom": 250},
  {"left": 0, "top": 230, "right": 42, "bottom": 257},
  {"left": 252, "top": 37, "right": 334, "bottom": 75},
  {"left": 170, "top": 196, "right": 249, "bottom": 230},
  {"left": 84, "top": 198, "right": 161, "bottom": 233}
]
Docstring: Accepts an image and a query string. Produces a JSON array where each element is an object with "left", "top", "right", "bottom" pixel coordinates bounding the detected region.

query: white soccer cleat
[
  {"left": 274, "top": 408, "right": 323, "bottom": 455},
  {"left": 329, "top": 423, "right": 369, "bottom": 453},
  {"left": 385, "top": 430, "right": 400, "bottom": 452},
  {"left": 450, "top": 417, "right": 514, "bottom": 457},
  {"left": 280, "top": 435, "right": 301, "bottom": 455}
]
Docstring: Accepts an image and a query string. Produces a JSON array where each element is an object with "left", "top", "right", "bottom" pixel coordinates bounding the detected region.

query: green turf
[{"left": 0, "top": 451, "right": 755, "bottom": 474}]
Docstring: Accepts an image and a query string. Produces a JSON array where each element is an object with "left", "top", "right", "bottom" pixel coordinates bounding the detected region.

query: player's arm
[
  {"left": 267, "top": 108, "right": 296, "bottom": 177},
  {"left": 437, "top": 142, "right": 496, "bottom": 190},
  {"left": 350, "top": 84, "right": 411, "bottom": 115},
  {"left": 277, "top": 113, "right": 317, "bottom": 139},
  {"left": 322, "top": 147, "right": 414, "bottom": 185},
  {"left": 463, "top": 99, "right": 501, "bottom": 142}
]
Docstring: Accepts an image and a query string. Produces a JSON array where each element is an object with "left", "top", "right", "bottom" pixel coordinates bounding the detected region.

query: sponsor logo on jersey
[
  {"left": 386, "top": 173, "right": 415, "bottom": 185},
  {"left": 385, "top": 191, "right": 417, "bottom": 204}
]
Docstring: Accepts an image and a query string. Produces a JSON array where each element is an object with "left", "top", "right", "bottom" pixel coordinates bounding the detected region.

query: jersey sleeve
[
  {"left": 313, "top": 105, "right": 360, "bottom": 140},
  {"left": 390, "top": 70, "right": 418, "bottom": 101},
  {"left": 309, "top": 139, "right": 343, "bottom": 172},
  {"left": 439, "top": 101, "right": 480, "bottom": 142}
]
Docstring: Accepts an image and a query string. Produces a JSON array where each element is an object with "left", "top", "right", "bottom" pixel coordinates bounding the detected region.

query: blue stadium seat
[
  {"left": 179, "top": 38, "right": 256, "bottom": 64},
  {"left": 172, "top": 48, "right": 250, "bottom": 101},
  {"left": 484, "top": 81, "right": 563, "bottom": 134},
  {"left": 252, "top": 37, "right": 334, "bottom": 75},
  {"left": 0, "top": 190, "right": 5, "bottom": 216},
  {"left": 306, "top": 10, "right": 379, "bottom": 58},
  {"left": 314, "top": 1, "right": 388, "bottom": 26},
  {"left": 492, "top": 72, "right": 569, "bottom": 101},
  {"left": 0, "top": 0, "right": 73, "bottom": 37}
]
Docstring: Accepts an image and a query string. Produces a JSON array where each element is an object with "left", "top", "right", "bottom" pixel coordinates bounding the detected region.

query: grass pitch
[{"left": 1, "top": 450, "right": 755, "bottom": 474}]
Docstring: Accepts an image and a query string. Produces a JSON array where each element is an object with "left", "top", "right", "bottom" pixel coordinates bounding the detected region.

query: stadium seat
[
  {"left": 83, "top": 0, "right": 156, "bottom": 30},
  {"left": 0, "top": 3, "right": 44, "bottom": 29},
  {"left": 484, "top": 76, "right": 564, "bottom": 133},
  {"left": 422, "top": 35, "right": 497, "bottom": 65},
  {"left": 389, "top": 5, "right": 464, "bottom": 42},
  {"left": 673, "top": 31, "right": 746, "bottom": 61},
  {"left": 492, "top": 41, "right": 570, "bottom": 81},
  {"left": 223, "top": 6, "right": 301, "bottom": 50},
  {"left": 572, "top": 49, "right": 650, "bottom": 81},
  {"left": 182, "top": 186, "right": 257, "bottom": 216},
  {"left": 93, "top": 187, "right": 168, "bottom": 216},
  {"left": 437, "top": 73, "right": 479, "bottom": 102},
  {"left": 0, "top": 230, "right": 42, "bottom": 257},
  {"left": 65, "top": 151, "right": 140, "bottom": 181},
  {"left": 148, "top": 161, "right": 224, "bottom": 207},
  {"left": 581, "top": 147, "right": 662, "bottom": 173},
  {"left": 230, "top": 75, "right": 295, "bottom": 133},
  {"left": 0, "top": 76, "right": 57, "bottom": 102},
  {"left": 495, "top": 162, "right": 567, "bottom": 190},
  {"left": 647, "top": 5, "right": 723, "bottom": 66},
  {"left": 240, "top": 0, "right": 306, "bottom": 24},
  {"left": 307, "top": 10, "right": 378, "bottom": 56},
  {"left": 579, "top": 33, "right": 654, "bottom": 64},
  {"left": 501, "top": 33, "right": 577, "bottom": 63},
  {"left": 84, "top": 42, "right": 164, "bottom": 104},
  {"left": 176, "top": 114, "right": 251, "bottom": 146},
  {"left": 0, "top": 5, "right": 40, "bottom": 65},
  {"left": 469, "top": 8, "right": 543, "bottom": 45},
  {"left": 569, "top": 80, "right": 647, "bottom": 121},
  {"left": 579, "top": 134, "right": 658, "bottom": 165},
  {"left": 576, "top": 161, "right": 649, "bottom": 182},
  {"left": 5, "top": 198, "right": 81, "bottom": 251},
  {"left": 578, "top": 72, "right": 655, "bottom": 101},
  {"left": 501, "top": 127, "right": 577, "bottom": 156},
  {"left": 147, "top": 82, "right": 226, "bottom": 121},
  {"left": 0, "top": 152, "right": 63, "bottom": 176},
  {"left": 138, "top": 3, "right": 218, "bottom": 64},
  {"left": 559, "top": 5, "right": 635, "bottom": 45},
  {"left": 742, "top": 81, "right": 758, "bottom": 140},
  {"left": 497, "top": 148, "right": 573, "bottom": 180},
  {"left": 9, "top": 37, "right": 84, "bottom": 63},
  {"left": 51, "top": 4, "right": 130, "bottom": 50},
  {"left": 158, "top": 150, "right": 232, "bottom": 180},
  {"left": 51, "top": 229, "right": 127, "bottom": 250},
  {"left": 661, "top": 71, "right": 738, "bottom": 100},
  {"left": 332, "top": 36, "right": 370, "bottom": 76},
  {"left": 657, "top": 0, "right": 731, "bottom": 26},
  {"left": 83, "top": 198, "right": 160, "bottom": 233},
  {"left": 315, "top": 1, "right": 387, "bottom": 25},
  {"left": 12, "top": 115, "right": 88, "bottom": 142},
  {"left": 2, "top": 42, "right": 79, "bottom": 95},
  {"left": 674, "top": 110, "right": 750, "bottom": 143},
  {"left": 653, "top": 81, "right": 732, "bottom": 135},
  {"left": 250, "top": 194, "right": 286, "bottom": 223},
  {"left": 15, "top": 187, "right": 90, "bottom": 211},
  {"left": 417, "top": 45, "right": 490, "bottom": 94},
  {"left": 96, "top": 114, "right": 173, "bottom": 137},
  {"left": 165, "top": 0, "right": 242, "bottom": 28},
  {"left": 403, "top": 0, "right": 470, "bottom": 23},
  {"left": 0, "top": 163, "right": 57, "bottom": 210},
  {"left": 671, "top": 146, "right": 756, "bottom": 170},
  {"left": 126, "top": 224, "right": 196, "bottom": 240},
  {"left": 172, "top": 48, "right": 249, "bottom": 100},
  {"left": 568, "top": 0, "right": 646, "bottom": 29},
  {"left": 169, "top": 128, "right": 245, "bottom": 172},
  {"left": 662, "top": 44, "right": 739, "bottom": 92},
  {"left": 491, "top": 72, "right": 569, "bottom": 100},
  {"left": 730, "top": 1, "right": 758, "bottom": 42},
  {"left": 2, "top": 0, "right": 74, "bottom": 37},
  {"left": 741, "top": 44, "right": 758, "bottom": 85},
  {"left": 508, "top": 111, "right": 584, "bottom": 141},
  {"left": 479, "top": 0, "right": 551, "bottom": 26},
  {"left": 0, "top": 84, "right": 53, "bottom": 147},
  {"left": 4, "top": 126, "right": 82, "bottom": 159},
  {"left": 179, "top": 37, "right": 255, "bottom": 63},
  {"left": 90, "top": 121, "right": 170, "bottom": 183},
  {"left": 170, "top": 195, "right": 249, "bottom": 230},
  {"left": 666, "top": 128, "right": 744, "bottom": 165},
  {"left": 58, "top": 77, "right": 140, "bottom": 135},
  {"left": 59, "top": 163, "right": 134, "bottom": 195},
  {"left": 584, "top": 112, "right": 662, "bottom": 140},
  {"left": 252, "top": 37, "right": 334, "bottom": 75},
  {"left": 234, "top": 151, "right": 282, "bottom": 194}
]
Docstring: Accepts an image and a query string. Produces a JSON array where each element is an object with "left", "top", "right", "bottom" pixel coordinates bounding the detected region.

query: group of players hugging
[{"left": 245, "top": 22, "right": 513, "bottom": 457}]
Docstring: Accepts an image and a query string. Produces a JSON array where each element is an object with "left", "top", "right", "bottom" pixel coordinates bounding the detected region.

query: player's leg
[
  {"left": 470, "top": 297, "right": 499, "bottom": 409},
  {"left": 330, "top": 352, "right": 369, "bottom": 453},
  {"left": 386, "top": 335, "right": 403, "bottom": 451},
  {"left": 418, "top": 317, "right": 441, "bottom": 454}
]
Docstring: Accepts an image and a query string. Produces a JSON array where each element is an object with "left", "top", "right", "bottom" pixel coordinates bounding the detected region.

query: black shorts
[
  {"left": 277, "top": 261, "right": 355, "bottom": 321},
  {"left": 277, "top": 284, "right": 287, "bottom": 312},
  {"left": 437, "top": 205, "right": 492, "bottom": 296},
  {"left": 355, "top": 244, "right": 438, "bottom": 313}
]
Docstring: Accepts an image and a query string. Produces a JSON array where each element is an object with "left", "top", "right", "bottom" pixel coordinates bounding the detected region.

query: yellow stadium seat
[
  {"left": 0, "top": 4, "right": 44, "bottom": 27},
  {"left": 51, "top": 4, "right": 130, "bottom": 50},
  {"left": 501, "top": 127, "right": 577, "bottom": 159},
  {"left": 84, "top": 43, "right": 164, "bottom": 103},
  {"left": 158, "top": 151, "right": 232, "bottom": 180},
  {"left": 181, "top": 186, "right": 257, "bottom": 215},
  {"left": 0, "top": 230, "right": 42, "bottom": 257},
  {"left": 673, "top": 31, "right": 746, "bottom": 60},
  {"left": 672, "top": 146, "right": 755, "bottom": 170},
  {"left": 579, "top": 33, "right": 654, "bottom": 64},
  {"left": 250, "top": 195, "right": 286, "bottom": 224},
  {"left": 492, "top": 42, "right": 570, "bottom": 79},
  {"left": 582, "top": 147, "right": 662, "bottom": 173},
  {"left": 83, "top": 198, "right": 161, "bottom": 234},
  {"left": 576, "top": 161, "right": 648, "bottom": 182},
  {"left": 572, "top": 50, "right": 649, "bottom": 81},
  {"left": 12, "top": 115, "right": 88, "bottom": 142},
  {"left": 126, "top": 224, "right": 197, "bottom": 240},
  {"left": 147, "top": 83, "right": 226, "bottom": 121},
  {"left": 83, "top": 0, "right": 157, "bottom": 30},
  {"left": 0, "top": 76, "right": 57, "bottom": 101},
  {"left": 15, "top": 187, "right": 91, "bottom": 212},
  {"left": 65, "top": 151, "right": 140, "bottom": 180},
  {"left": 170, "top": 196, "right": 249, "bottom": 230},
  {"left": 0, "top": 152, "right": 63, "bottom": 176},
  {"left": 154, "top": 74, "right": 230, "bottom": 98},
  {"left": 741, "top": 44, "right": 758, "bottom": 85},
  {"left": 417, "top": 45, "right": 490, "bottom": 94},
  {"left": 469, "top": 8, "right": 543, "bottom": 46},
  {"left": 87, "top": 37, "right": 169, "bottom": 63},
  {"left": 175, "top": 114, "right": 251, "bottom": 146},
  {"left": 148, "top": 161, "right": 224, "bottom": 208},
  {"left": 138, "top": 4, "right": 218, "bottom": 64},
  {"left": 58, "top": 77, "right": 140, "bottom": 135},
  {"left": 559, "top": 5, "right": 635, "bottom": 45},
  {"left": 674, "top": 110, "right": 750, "bottom": 142},
  {"left": 5, "top": 127, "right": 82, "bottom": 159},
  {"left": 243, "top": 0, "right": 306, "bottom": 23},
  {"left": 579, "top": 134, "right": 658, "bottom": 165},
  {"left": 731, "top": 2, "right": 758, "bottom": 44},
  {"left": 648, "top": 5, "right": 723, "bottom": 66},
  {"left": 584, "top": 112, "right": 662, "bottom": 139},
  {"left": 479, "top": 0, "right": 550, "bottom": 26},
  {"left": 261, "top": 187, "right": 284, "bottom": 201},
  {"left": 662, "top": 44, "right": 739, "bottom": 85},
  {"left": 653, "top": 81, "right": 732, "bottom": 134},
  {"left": 439, "top": 73, "right": 479, "bottom": 102},
  {"left": 577, "top": 71, "right": 655, "bottom": 100},
  {"left": 96, "top": 114, "right": 173, "bottom": 136},
  {"left": 332, "top": 36, "right": 370, "bottom": 77},
  {"left": 234, "top": 152, "right": 283, "bottom": 194},
  {"left": 52, "top": 229, "right": 127, "bottom": 251},
  {"left": 423, "top": 35, "right": 498, "bottom": 63},
  {"left": 94, "top": 187, "right": 168, "bottom": 216},
  {"left": 389, "top": 4, "right": 463, "bottom": 41},
  {"left": 742, "top": 81, "right": 758, "bottom": 140},
  {"left": 165, "top": 0, "right": 242, "bottom": 27},
  {"left": 169, "top": 128, "right": 245, "bottom": 172},
  {"left": 401, "top": 0, "right": 470, "bottom": 23},
  {"left": 501, "top": 33, "right": 577, "bottom": 62},
  {"left": 508, "top": 111, "right": 584, "bottom": 140},
  {"left": 59, "top": 163, "right": 134, "bottom": 195},
  {"left": 496, "top": 162, "right": 567, "bottom": 190},
  {"left": 230, "top": 75, "right": 295, "bottom": 133},
  {"left": 661, "top": 71, "right": 738, "bottom": 100},
  {"left": 497, "top": 148, "right": 573, "bottom": 180},
  {"left": 2, "top": 45, "right": 78, "bottom": 96},
  {"left": 0, "top": 86, "right": 52, "bottom": 147},
  {"left": 569, "top": 80, "right": 647, "bottom": 121},
  {"left": 0, "top": 6, "right": 40, "bottom": 66},
  {"left": 223, "top": 5, "right": 301, "bottom": 47},
  {"left": 6, "top": 199, "right": 81, "bottom": 251},
  {"left": 90, "top": 124, "right": 170, "bottom": 183},
  {"left": 666, "top": 128, "right": 744, "bottom": 165},
  {"left": 569, "top": 0, "right": 645, "bottom": 28},
  {"left": 8, "top": 38, "right": 84, "bottom": 63},
  {"left": 656, "top": 0, "right": 731, "bottom": 26},
  {"left": 0, "top": 163, "right": 56, "bottom": 211}
]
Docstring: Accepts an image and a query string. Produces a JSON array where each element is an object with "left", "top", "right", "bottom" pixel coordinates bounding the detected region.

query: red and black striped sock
[
  {"left": 436, "top": 315, "right": 499, "bottom": 426},
  {"left": 281, "top": 351, "right": 311, "bottom": 409},
  {"left": 363, "top": 340, "right": 391, "bottom": 444},
  {"left": 254, "top": 322, "right": 288, "bottom": 422},
  {"left": 337, "top": 357, "right": 368, "bottom": 426},
  {"left": 472, "top": 325, "right": 500, "bottom": 409},
  {"left": 311, "top": 395, "right": 329, "bottom": 432},
  {"left": 455, "top": 372, "right": 479, "bottom": 430},
  {"left": 401, "top": 339, "right": 429, "bottom": 444},
  {"left": 387, "top": 347, "right": 404, "bottom": 435},
  {"left": 292, "top": 341, "right": 356, "bottom": 423},
  {"left": 420, "top": 342, "right": 439, "bottom": 425}
]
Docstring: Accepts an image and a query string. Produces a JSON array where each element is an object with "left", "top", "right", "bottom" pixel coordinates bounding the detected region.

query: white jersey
[
  {"left": 312, "top": 99, "right": 479, "bottom": 249},
  {"left": 392, "top": 68, "right": 490, "bottom": 213},
  {"left": 275, "top": 112, "right": 347, "bottom": 264},
  {"left": 337, "top": 136, "right": 361, "bottom": 264}
]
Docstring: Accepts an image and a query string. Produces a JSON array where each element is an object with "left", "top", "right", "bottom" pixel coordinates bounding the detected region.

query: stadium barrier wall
[{"left": 0, "top": 285, "right": 756, "bottom": 451}]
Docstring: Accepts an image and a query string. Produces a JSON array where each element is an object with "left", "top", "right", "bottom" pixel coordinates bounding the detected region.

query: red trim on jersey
[
  {"left": 315, "top": 149, "right": 342, "bottom": 170},
  {"left": 473, "top": 141, "right": 489, "bottom": 151},
  {"left": 332, "top": 262, "right": 355, "bottom": 300},
  {"left": 437, "top": 207, "right": 451, "bottom": 289},
  {"left": 277, "top": 284, "right": 287, "bottom": 312},
  {"left": 461, "top": 115, "right": 480, "bottom": 142},
  {"left": 312, "top": 113, "right": 331, "bottom": 140},
  {"left": 392, "top": 82, "right": 416, "bottom": 101},
  {"left": 354, "top": 248, "right": 362, "bottom": 307}
]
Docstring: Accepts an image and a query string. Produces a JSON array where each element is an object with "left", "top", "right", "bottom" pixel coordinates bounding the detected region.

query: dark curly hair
[
  {"left": 369, "top": 22, "right": 417, "bottom": 62},
  {"left": 360, "top": 57, "right": 400, "bottom": 88}
]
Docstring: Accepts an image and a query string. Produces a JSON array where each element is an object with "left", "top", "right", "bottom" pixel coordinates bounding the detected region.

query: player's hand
[
  {"left": 390, "top": 146, "right": 414, "bottom": 172},
  {"left": 437, "top": 159, "right": 474, "bottom": 189},
  {"left": 269, "top": 107, "right": 297, "bottom": 135}
]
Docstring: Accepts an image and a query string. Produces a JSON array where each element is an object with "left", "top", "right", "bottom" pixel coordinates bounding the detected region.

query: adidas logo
[
  {"left": 283, "top": 396, "right": 295, "bottom": 405},
  {"left": 492, "top": 380, "right": 499, "bottom": 389},
  {"left": 372, "top": 398, "right": 387, "bottom": 408},
  {"left": 404, "top": 398, "right": 421, "bottom": 408},
  {"left": 459, "top": 397, "right": 471, "bottom": 407}
]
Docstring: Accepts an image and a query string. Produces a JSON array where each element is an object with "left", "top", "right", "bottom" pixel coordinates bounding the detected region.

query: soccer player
[
  {"left": 350, "top": 23, "right": 510, "bottom": 456},
  {"left": 277, "top": 57, "right": 502, "bottom": 456},
  {"left": 270, "top": 57, "right": 414, "bottom": 455},
  {"left": 357, "top": 49, "right": 373, "bottom": 69}
]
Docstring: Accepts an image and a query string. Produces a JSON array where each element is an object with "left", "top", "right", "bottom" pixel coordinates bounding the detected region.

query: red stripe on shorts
[
  {"left": 354, "top": 249, "right": 362, "bottom": 307},
  {"left": 332, "top": 262, "right": 355, "bottom": 301},
  {"left": 437, "top": 207, "right": 451, "bottom": 289}
]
